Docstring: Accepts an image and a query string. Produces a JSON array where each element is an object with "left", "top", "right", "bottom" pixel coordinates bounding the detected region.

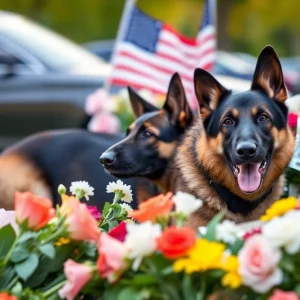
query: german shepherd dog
[
  {"left": 176, "top": 46, "right": 295, "bottom": 228},
  {"left": 100, "top": 73, "right": 194, "bottom": 195},
  {"left": 0, "top": 130, "right": 166, "bottom": 210}
]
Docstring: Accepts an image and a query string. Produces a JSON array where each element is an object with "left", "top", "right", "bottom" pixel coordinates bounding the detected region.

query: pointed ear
[
  {"left": 127, "top": 87, "right": 158, "bottom": 119},
  {"left": 251, "top": 45, "right": 287, "bottom": 102},
  {"left": 163, "top": 73, "right": 194, "bottom": 128},
  {"left": 194, "top": 68, "right": 229, "bottom": 120}
]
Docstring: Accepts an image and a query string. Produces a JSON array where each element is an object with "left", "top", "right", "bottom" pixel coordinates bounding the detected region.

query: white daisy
[
  {"left": 120, "top": 203, "right": 133, "bottom": 215},
  {"left": 173, "top": 191, "right": 203, "bottom": 216},
  {"left": 216, "top": 220, "right": 240, "bottom": 244},
  {"left": 69, "top": 181, "right": 94, "bottom": 201},
  {"left": 106, "top": 180, "right": 133, "bottom": 203}
]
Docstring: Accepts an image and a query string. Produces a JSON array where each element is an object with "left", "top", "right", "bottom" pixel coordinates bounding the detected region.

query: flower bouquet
[
  {"left": 85, "top": 88, "right": 165, "bottom": 134},
  {"left": 0, "top": 180, "right": 300, "bottom": 300}
]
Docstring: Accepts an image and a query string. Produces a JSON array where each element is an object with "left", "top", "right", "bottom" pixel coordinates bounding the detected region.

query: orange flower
[
  {"left": 0, "top": 293, "right": 18, "bottom": 300},
  {"left": 156, "top": 226, "right": 196, "bottom": 259},
  {"left": 130, "top": 192, "right": 173, "bottom": 223},
  {"left": 15, "top": 192, "right": 55, "bottom": 230},
  {"left": 60, "top": 197, "right": 100, "bottom": 242}
]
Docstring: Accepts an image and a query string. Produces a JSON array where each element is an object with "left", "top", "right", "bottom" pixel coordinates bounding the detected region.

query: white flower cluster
[
  {"left": 70, "top": 181, "right": 94, "bottom": 201},
  {"left": 106, "top": 180, "right": 133, "bottom": 203}
]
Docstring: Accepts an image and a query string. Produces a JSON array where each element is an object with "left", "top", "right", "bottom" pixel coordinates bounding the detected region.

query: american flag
[{"left": 109, "top": 0, "right": 216, "bottom": 109}]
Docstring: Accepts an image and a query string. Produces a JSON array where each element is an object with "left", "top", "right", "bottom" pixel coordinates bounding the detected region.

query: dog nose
[
  {"left": 100, "top": 151, "right": 116, "bottom": 166},
  {"left": 236, "top": 142, "right": 257, "bottom": 158}
]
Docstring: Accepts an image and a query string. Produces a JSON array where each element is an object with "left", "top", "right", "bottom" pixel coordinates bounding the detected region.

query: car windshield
[{"left": 0, "top": 12, "right": 106, "bottom": 70}]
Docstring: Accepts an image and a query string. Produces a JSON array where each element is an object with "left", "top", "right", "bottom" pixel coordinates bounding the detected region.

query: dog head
[
  {"left": 194, "top": 46, "right": 294, "bottom": 198},
  {"left": 100, "top": 73, "right": 194, "bottom": 179}
]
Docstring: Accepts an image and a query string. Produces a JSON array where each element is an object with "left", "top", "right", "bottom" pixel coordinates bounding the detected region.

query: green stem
[
  {"left": 42, "top": 226, "right": 67, "bottom": 244},
  {"left": 43, "top": 280, "right": 66, "bottom": 298},
  {"left": 1, "top": 229, "right": 22, "bottom": 268},
  {"left": 199, "top": 275, "right": 206, "bottom": 300},
  {"left": 6, "top": 276, "right": 18, "bottom": 289}
]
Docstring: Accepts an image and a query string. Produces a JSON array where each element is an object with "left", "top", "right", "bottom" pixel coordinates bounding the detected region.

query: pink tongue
[{"left": 237, "top": 163, "right": 261, "bottom": 193}]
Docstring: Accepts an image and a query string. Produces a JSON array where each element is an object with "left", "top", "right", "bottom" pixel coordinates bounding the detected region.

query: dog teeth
[{"left": 233, "top": 165, "right": 240, "bottom": 176}]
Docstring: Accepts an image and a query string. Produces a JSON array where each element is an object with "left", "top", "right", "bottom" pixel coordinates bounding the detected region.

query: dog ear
[
  {"left": 194, "top": 68, "right": 229, "bottom": 120},
  {"left": 251, "top": 45, "right": 287, "bottom": 102},
  {"left": 127, "top": 87, "right": 158, "bottom": 118},
  {"left": 163, "top": 73, "right": 194, "bottom": 128}
]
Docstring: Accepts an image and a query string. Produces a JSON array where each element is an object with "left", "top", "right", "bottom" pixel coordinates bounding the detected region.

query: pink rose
[
  {"left": 60, "top": 198, "right": 100, "bottom": 242},
  {"left": 88, "top": 111, "right": 120, "bottom": 134},
  {"left": 269, "top": 289, "right": 299, "bottom": 300},
  {"left": 87, "top": 206, "right": 102, "bottom": 221},
  {"left": 108, "top": 221, "right": 127, "bottom": 242},
  {"left": 0, "top": 209, "right": 18, "bottom": 232},
  {"left": 238, "top": 235, "right": 282, "bottom": 293},
  {"left": 85, "top": 89, "right": 114, "bottom": 115},
  {"left": 59, "top": 260, "right": 93, "bottom": 300},
  {"left": 97, "top": 233, "right": 127, "bottom": 282}
]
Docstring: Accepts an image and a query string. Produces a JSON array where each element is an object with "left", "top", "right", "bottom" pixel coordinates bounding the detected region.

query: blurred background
[{"left": 1, "top": 0, "right": 300, "bottom": 150}]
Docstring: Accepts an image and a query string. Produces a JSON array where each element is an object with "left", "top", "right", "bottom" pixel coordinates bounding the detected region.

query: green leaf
[
  {"left": 280, "top": 253, "right": 295, "bottom": 273},
  {"left": 131, "top": 274, "right": 158, "bottom": 286},
  {"left": 108, "top": 220, "right": 118, "bottom": 229},
  {"left": 11, "top": 282, "right": 23, "bottom": 297},
  {"left": 110, "top": 204, "right": 122, "bottom": 218},
  {"left": 0, "top": 266, "right": 15, "bottom": 288},
  {"left": 0, "top": 224, "right": 16, "bottom": 257},
  {"left": 229, "top": 239, "right": 244, "bottom": 255},
  {"left": 15, "top": 253, "right": 39, "bottom": 281},
  {"left": 25, "top": 269, "right": 49, "bottom": 288},
  {"left": 182, "top": 274, "right": 195, "bottom": 300},
  {"left": 38, "top": 244, "right": 74, "bottom": 273},
  {"left": 39, "top": 243, "right": 55, "bottom": 259},
  {"left": 11, "top": 245, "right": 30, "bottom": 263},
  {"left": 102, "top": 202, "right": 111, "bottom": 217},
  {"left": 117, "top": 287, "right": 142, "bottom": 300},
  {"left": 204, "top": 212, "right": 224, "bottom": 241},
  {"left": 18, "top": 232, "right": 36, "bottom": 243}
]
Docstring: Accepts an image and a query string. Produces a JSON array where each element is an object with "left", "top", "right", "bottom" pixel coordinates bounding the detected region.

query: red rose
[{"left": 156, "top": 226, "right": 196, "bottom": 259}]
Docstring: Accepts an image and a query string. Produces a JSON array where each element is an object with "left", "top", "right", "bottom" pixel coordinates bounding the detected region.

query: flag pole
[{"left": 104, "top": 0, "right": 137, "bottom": 92}]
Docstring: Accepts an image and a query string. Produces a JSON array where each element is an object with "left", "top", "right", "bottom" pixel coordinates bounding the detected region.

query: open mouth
[{"left": 231, "top": 155, "right": 269, "bottom": 193}]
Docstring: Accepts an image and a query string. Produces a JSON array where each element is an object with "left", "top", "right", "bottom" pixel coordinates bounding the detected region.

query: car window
[
  {"left": 0, "top": 13, "right": 106, "bottom": 71},
  {"left": 0, "top": 47, "right": 36, "bottom": 76}
]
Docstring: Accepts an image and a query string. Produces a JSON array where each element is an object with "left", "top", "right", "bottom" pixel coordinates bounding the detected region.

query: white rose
[
  {"left": 262, "top": 211, "right": 300, "bottom": 254},
  {"left": 173, "top": 192, "right": 202, "bottom": 216},
  {"left": 124, "top": 221, "right": 161, "bottom": 270},
  {"left": 216, "top": 220, "right": 240, "bottom": 244}
]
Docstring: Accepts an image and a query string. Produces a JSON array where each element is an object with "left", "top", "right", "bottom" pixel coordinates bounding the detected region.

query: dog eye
[
  {"left": 222, "top": 118, "right": 234, "bottom": 126},
  {"left": 142, "top": 130, "right": 153, "bottom": 138},
  {"left": 258, "top": 114, "right": 269, "bottom": 122}
]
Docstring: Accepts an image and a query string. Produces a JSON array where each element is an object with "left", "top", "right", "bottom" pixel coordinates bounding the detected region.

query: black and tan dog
[
  {"left": 100, "top": 73, "right": 195, "bottom": 195},
  {"left": 176, "top": 46, "right": 295, "bottom": 228}
]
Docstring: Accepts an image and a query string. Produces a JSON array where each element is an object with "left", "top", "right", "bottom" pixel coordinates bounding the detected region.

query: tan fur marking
[
  {"left": 0, "top": 154, "right": 51, "bottom": 210},
  {"left": 157, "top": 141, "right": 177, "bottom": 159},
  {"left": 179, "top": 111, "right": 187, "bottom": 128},
  {"left": 232, "top": 108, "right": 239, "bottom": 118},
  {"left": 144, "top": 122, "right": 160, "bottom": 136},
  {"left": 252, "top": 107, "right": 258, "bottom": 115}
]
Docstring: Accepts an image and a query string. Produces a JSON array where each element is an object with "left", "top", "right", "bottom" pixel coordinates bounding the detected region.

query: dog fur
[
  {"left": 100, "top": 73, "right": 195, "bottom": 197},
  {"left": 0, "top": 130, "right": 158, "bottom": 210},
  {"left": 175, "top": 46, "right": 295, "bottom": 228}
]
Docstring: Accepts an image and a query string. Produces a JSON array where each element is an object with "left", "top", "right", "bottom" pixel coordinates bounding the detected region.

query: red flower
[
  {"left": 87, "top": 206, "right": 102, "bottom": 221},
  {"left": 108, "top": 221, "right": 127, "bottom": 242},
  {"left": 156, "top": 226, "right": 196, "bottom": 259},
  {"left": 0, "top": 293, "right": 18, "bottom": 300},
  {"left": 242, "top": 228, "right": 262, "bottom": 240}
]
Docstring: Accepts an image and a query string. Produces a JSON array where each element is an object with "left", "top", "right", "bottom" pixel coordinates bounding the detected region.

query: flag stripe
[{"left": 109, "top": 0, "right": 216, "bottom": 108}]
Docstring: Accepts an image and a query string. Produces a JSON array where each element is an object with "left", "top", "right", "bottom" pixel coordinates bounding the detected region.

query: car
[{"left": 0, "top": 11, "right": 111, "bottom": 149}]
